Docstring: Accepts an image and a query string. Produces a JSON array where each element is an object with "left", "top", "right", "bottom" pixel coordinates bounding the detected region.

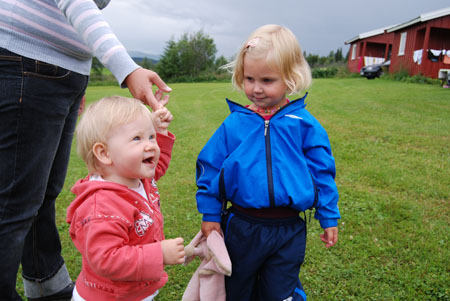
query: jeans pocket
[
  {"left": 0, "top": 54, "right": 21, "bottom": 62},
  {"left": 24, "top": 61, "right": 71, "bottom": 80}
]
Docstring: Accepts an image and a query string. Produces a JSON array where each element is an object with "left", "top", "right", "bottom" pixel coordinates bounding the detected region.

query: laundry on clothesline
[
  {"left": 413, "top": 49, "right": 423, "bottom": 65},
  {"left": 364, "top": 56, "right": 385, "bottom": 66},
  {"left": 428, "top": 49, "right": 441, "bottom": 62}
]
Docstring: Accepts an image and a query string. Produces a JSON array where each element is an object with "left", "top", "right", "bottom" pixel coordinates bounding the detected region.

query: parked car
[{"left": 360, "top": 60, "right": 390, "bottom": 79}]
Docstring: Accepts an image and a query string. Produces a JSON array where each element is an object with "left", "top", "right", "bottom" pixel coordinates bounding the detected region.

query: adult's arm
[{"left": 56, "top": 0, "right": 171, "bottom": 109}]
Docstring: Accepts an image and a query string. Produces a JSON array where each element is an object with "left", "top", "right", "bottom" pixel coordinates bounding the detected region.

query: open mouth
[{"left": 143, "top": 156, "right": 154, "bottom": 165}]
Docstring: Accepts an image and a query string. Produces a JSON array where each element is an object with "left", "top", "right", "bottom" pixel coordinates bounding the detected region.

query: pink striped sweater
[{"left": 0, "top": 0, "right": 139, "bottom": 85}]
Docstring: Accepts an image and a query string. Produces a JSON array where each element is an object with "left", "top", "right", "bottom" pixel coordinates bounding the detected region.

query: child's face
[
  {"left": 105, "top": 113, "right": 160, "bottom": 188},
  {"left": 243, "top": 55, "right": 288, "bottom": 109}
]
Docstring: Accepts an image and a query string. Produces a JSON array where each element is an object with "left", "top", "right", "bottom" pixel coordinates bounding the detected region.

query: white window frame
[
  {"left": 398, "top": 32, "right": 407, "bottom": 56},
  {"left": 351, "top": 44, "right": 357, "bottom": 60}
]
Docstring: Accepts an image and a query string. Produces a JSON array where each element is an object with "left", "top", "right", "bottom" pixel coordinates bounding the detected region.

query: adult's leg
[{"left": 0, "top": 48, "right": 88, "bottom": 299}]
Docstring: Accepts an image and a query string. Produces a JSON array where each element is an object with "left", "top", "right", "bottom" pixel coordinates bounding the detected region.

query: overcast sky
[{"left": 101, "top": 0, "right": 450, "bottom": 59}]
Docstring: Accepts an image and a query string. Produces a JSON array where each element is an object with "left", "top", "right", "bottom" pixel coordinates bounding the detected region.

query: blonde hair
[
  {"left": 227, "top": 24, "right": 311, "bottom": 95},
  {"left": 76, "top": 96, "right": 152, "bottom": 173}
]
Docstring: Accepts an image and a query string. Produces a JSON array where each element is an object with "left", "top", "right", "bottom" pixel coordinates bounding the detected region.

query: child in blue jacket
[{"left": 196, "top": 24, "right": 340, "bottom": 301}]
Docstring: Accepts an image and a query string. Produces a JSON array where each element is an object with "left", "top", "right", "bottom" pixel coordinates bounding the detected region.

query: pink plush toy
[{"left": 182, "top": 230, "right": 232, "bottom": 301}]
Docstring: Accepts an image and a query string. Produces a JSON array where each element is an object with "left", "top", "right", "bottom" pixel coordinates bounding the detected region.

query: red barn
[{"left": 345, "top": 7, "right": 450, "bottom": 79}]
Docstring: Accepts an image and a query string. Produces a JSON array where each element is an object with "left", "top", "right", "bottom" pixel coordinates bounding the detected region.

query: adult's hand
[{"left": 124, "top": 68, "right": 171, "bottom": 110}]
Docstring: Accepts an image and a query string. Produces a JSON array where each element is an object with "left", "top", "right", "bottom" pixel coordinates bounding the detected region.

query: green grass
[{"left": 17, "top": 79, "right": 449, "bottom": 300}]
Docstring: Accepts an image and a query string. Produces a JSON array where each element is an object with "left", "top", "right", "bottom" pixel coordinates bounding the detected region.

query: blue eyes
[
  {"left": 133, "top": 135, "right": 155, "bottom": 141},
  {"left": 245, "top": 77, "right": 274, "bottom": 83}
]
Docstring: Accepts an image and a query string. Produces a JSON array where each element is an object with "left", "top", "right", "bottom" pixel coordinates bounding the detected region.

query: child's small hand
[
  {"left": 161, "top": 237, "right": 185, "bottom": 265},
  {"left": 320, "top": 226, "right": 338, "bottom": 248},
  {"left": 201, "top": 221, "right": 222, "bottom": 238},
  {"left": 152, "top": 105, "right": 173, "bottom": 135},
  {"left": 154, "top": 88, "right": 170, "bottom": 107}
]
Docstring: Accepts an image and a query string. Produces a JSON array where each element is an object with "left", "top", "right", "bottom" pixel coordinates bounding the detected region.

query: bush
[
  {"left": 88, "top": 73, "right": 117, "bottom": 86},
  {"left": 165, "top": 72, "right": 231, "bottom": 83},
  {"left": 312, "top": 67, "right": 338, "bottom": 78},
  {"left": 335, "top": 65, "right": 360, "bottom": 78},
  {"left": 383, "top": 70, "right": 440, "bottom": 85},
  {"left": 404, "top": 74, "right": 439, "bottom": 85},
  {"left": 391, "top": 69, "right": 410, "bottom": 81}
]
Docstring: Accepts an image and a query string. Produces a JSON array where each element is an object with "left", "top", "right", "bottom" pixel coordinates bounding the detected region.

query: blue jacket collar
[{"left": 226, "top": 93, "right": 308, "bottom": 115}]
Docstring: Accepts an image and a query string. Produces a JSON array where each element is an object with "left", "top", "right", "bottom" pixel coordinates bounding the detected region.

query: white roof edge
[
  {"left": 387, "top": 6, "right": 450, "bottom": 32},
  {"left": 344, "top": 26, "right": 394, "bottom": 45}
]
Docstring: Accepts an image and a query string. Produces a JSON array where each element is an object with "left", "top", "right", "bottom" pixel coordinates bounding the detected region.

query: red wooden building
[
  {"left": 345, "top": 7, "right": 450, "bottom": 79},
  {"left": 345, "top": 26, "right": 395, "bottom": 73}
]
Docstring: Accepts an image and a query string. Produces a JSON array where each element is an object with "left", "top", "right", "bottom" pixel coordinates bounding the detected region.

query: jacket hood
[
  {"left": 225, "top": 93, "right": 308, "bottom": 115},
  {"left": 67, "top": 176, "right": 142, "bottom": 224}
]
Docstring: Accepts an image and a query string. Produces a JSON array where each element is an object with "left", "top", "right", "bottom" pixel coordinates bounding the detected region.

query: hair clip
[{"left": 246, "top": 38, "right": 259, "bottom": 48}]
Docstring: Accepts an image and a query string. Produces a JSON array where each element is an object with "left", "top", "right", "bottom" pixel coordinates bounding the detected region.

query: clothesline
[{"left": 412, "top": 48, "right": 450, "bottom": 65}]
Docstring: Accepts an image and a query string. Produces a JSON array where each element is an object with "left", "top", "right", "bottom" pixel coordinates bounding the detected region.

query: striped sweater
[{"left": 0, "top": 0, "right": 139, "bottom": 85}]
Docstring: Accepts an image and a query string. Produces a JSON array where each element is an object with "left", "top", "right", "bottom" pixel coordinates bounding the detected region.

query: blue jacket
[{"left": 196, "top": 94, "right": 340, "bottom": 229}]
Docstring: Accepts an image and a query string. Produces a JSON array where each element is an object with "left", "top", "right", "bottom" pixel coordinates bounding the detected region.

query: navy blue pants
[
  {"left": 0, "top": 48, "right": 88, "bottom": 299},
  {"left": 221, "top": 208, "right": 307, "bottom": 301}
]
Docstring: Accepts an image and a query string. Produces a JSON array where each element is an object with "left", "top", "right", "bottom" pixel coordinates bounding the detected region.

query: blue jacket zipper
[{"left": 264, "top": 120, "right": 275, "bottom": 207}]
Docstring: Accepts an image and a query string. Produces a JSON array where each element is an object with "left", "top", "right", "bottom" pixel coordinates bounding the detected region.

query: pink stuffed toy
[{"left": 182, "top": 230, "right": 232, "bottom": 301}]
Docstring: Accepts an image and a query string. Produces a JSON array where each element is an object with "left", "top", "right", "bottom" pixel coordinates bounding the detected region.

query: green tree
[
  {"left": 327, "top": 50, "right": 336, "bottom": 64},
  {"left": 305, "top": 53, "right": 319, "bottom": 68},
  {"left": 91, "top": 57, "right": 103, "bottom": 76},
  {"left": 156, "top": 30, "right": 217, "bottom": 81},
  {"left": 335, "top": 47, "right": 344, "bottom": 62},
  {"left": 214, "top": 55, "right": 229, "bottom": 73},
  {"left": 155, "top": 39, "right": 180, "bottom": 80},
  {"left": 140, "top": 57, "right": 154, "bottom": 69}
]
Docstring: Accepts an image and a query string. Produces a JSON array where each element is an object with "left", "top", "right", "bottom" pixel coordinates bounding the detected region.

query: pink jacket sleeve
[
  {"left": 80, "top": 218, "right": 165, "bottom": 281},
  {"left": 154, "top": 131, "right": 175, "bottom": 181}
]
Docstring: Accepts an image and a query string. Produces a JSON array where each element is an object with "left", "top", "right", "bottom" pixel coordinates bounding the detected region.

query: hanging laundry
[
  {"left": 428, "top": 49, "right": 441, "bottom": 62},
  {"left": 444, "top": 54, "right": 450, "bottom": 65},
  {"left": 364, "top": 56, "right": 385, "bottom": 66},
  {"left": 413, "top": 49, "right": 423, "bottom": 65}
]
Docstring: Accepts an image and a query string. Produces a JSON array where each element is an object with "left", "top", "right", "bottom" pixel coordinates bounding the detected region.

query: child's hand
[
  {"left": 154, "top": 88, "right": 170, "bottom": 108},
  {"left": 161, "top": 237, "right": 185, "bottom": 265},
  {"left": 152, "top": 105, "right": 173, "bottom": 135},
  {"left": 201, "top": 221, "right": 222, "bottom": 238},
  {"left": 320, "top": 226, "right": 338, "bottom": 248}
]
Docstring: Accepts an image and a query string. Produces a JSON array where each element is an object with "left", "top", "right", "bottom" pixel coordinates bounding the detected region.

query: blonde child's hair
[
  {"left": 76, "top": 96, "right": 152, "bottom": 173},
  {"left": 227, "top": 24, "right": 312, "bottom": 95}
]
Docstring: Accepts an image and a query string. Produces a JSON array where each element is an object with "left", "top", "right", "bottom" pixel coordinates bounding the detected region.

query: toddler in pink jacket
[{"left": 67, "top": 96, "right": 185, "bottom": 300}]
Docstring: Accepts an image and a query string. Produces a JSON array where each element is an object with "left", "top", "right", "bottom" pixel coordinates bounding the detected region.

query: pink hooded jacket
[{"left": 67, "top": 132, "right": 174, "bottom": 301}]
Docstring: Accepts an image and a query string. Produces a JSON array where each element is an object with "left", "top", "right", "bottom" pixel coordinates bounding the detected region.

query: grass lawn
[{"left": 18, "top": 78, "right": 449, "bottom": 300}]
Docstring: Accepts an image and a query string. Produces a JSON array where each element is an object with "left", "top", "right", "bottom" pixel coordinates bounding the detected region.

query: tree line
[{"left": 90, "top": 30, "right": 350, "bottom": 84}]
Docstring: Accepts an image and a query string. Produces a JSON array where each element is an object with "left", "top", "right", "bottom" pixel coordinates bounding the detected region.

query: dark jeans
[{"left": 0, "top": 48, "right": 88, "bottom": 300}]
